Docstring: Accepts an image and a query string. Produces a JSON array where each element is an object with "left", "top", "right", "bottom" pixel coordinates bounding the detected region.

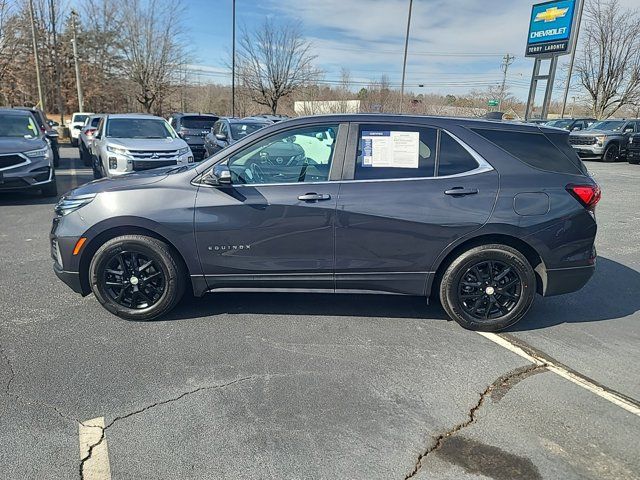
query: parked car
[
  {"left": 246, "top": 114, "right": 290, "bottom": 123},
  {"left": 203, "top": 117, "right": 272, "bottom": 156},
  {"left": 0, "top": 108, "right": 57, "bottom": 197},
  {"left": 569, "top": 119, "right": 639, "bottom": 162},
  {"left": 168, "top": 113, "right": 219, "bottom": 161},
  {"left": 79, "top": 114, "right": 104, "bottom": 166},
  {"left": 545, "top": 118, "right": 596, "bottom": 132},
  {"left": 91, "top": 114, "right": 193, "bottom": 179},
  {"left": 628, "top": 133, "right": 640, "bottom": 165},
  {"left": 69, "top": 112, "right": 94, "bottom": 147},
  {"left": 51, "top": 114, "right": 599, "bottom": 331},
  {"left": 14, "top": 107, "right": 60, "bottom": 167},
  {"left": 525, "top": 119, "right": 548, "bottom": 125}
]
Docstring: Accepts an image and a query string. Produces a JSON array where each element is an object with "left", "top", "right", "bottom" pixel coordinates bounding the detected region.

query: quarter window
[
  {"left": 354, "top": 125, "right": 436, "bottom": 180},
  {"left": 437, "top": 132, "right": 479, "bottom": 176},
  {"left": 227, "top": 124, "right": 338, "bottom": 185}
]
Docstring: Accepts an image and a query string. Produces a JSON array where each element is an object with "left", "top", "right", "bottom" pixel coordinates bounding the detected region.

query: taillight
[
  {"left": 566, "top": 184, "right": 601, "bottom": 210},
  {"left": 86, "top": 128, "right": 97, "bottom": 137}
]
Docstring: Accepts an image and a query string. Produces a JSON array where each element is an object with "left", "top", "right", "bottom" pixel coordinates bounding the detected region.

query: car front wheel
[
  {"left": 89, "top": 235, "right": 186, "bottom": 321},
  {"left": 439, "top": 244, "right": 536, "bottom": 332},
  {"left": 603, "top": 144, "right": 619, "bottom": 162}
]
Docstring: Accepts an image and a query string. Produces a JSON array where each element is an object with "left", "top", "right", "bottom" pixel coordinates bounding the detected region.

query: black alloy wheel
[
  {"left": 439, "top": 244, "right": 536, "bottom": 331},
  {"left": 89, "top": 235, "right": 185, "bottom": 320},
  {"left": 457, "top": 260, "right": 522, "bottom": 320},
  {"left": 603, "top": 144, "right": 619, "bottom": 162},
  {"left": 102, "top": 250, "right": 165, "bottom": 309}
]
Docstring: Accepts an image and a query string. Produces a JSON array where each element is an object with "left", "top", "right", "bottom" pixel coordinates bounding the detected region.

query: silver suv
[{"left": 91, "top": 114, "right": 193, "bottom": 179}]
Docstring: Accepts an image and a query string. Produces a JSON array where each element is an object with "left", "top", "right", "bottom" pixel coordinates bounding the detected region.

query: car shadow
[
  {"left": 0, "top": 190, "right": 59, "bottom": 206},
  {"left": 507, "top": 256, "right": 640, "bottom": 331},
  {"left": 164, "top": 257, "right": 638, "bottom": 330}
]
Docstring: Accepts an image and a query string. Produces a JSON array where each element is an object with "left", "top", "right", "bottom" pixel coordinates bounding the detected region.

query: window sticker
[{"left": 361, "top": 131, "right": 420, "bottom": 168}]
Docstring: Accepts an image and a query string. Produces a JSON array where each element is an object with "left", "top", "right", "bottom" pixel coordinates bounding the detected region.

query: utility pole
[
  {"left": 50, "top": 0, "right": 64, "bottom": 124},
  {"left": 231, "top": 0, "right": 236, "bottom": 117},
  {"left": 28, "top": 0, "right": 45, "bottom": 111},
  {"left": 399, "top": 0, "right": 413, "bottom": 114},
  {"left": 561, "top": 0, "right": 585, "bottom": 118},
  {"left": 70, "top": 10, "right": 84, "bottom": 112},
  {"left": 498, "top": 54, "right": 515, "bottom": 112}
]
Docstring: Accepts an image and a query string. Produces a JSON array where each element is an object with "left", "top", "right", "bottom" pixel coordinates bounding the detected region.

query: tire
[
  {"left": 70, "top": 137, "right": 78, "bottom": 147},
  {"left": 89, "top": 235, "right": 186, "bottom": 321},
  {"left": 439, "top": 244, "right": 536, "bottom": 332},
  {"left": 92, "top": 156, "right": 103, "bottom": 179},
  {"left": 629, "top": 156, "right": 639, "bottom": 165},
  {"left": 81, "top": 145, "right": 91, "bottom": 167},
  {"left": 602, "top": 143, "right": 619, "bottom": 162},
  {"left": 52, "top": 147, "right": 60, "bottom": 168},
  {"left": 40, "top": 177, "right": 58, "bottom": 197}
]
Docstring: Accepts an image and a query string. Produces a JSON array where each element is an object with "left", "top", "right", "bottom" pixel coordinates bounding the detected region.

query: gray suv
[
  {"left": 569, "top": 119, "right": 639, "bottom": 162},
  {"left": 51, "top": 114, "right": 599, "bottom": 331}
]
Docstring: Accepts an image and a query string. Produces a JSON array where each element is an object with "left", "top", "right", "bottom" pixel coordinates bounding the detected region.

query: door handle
[
  {"left": 298, "top": 193, "right": 332, "bottom": 202},
  {"left": 444, "top": 187, "right": 479, "bottom": 196}
]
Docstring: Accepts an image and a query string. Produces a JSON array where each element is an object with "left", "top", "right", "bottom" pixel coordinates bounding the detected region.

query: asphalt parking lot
[{"left": 0, "top": 146, "right": 639, "bottom": 479}]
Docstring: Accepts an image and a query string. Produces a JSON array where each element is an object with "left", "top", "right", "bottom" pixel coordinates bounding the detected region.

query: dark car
[
  {"left": 169, "top": 113, "right": 219, "bottom": 161},
  {"left": 628, "top": 133, "right": 640, "bottom": 165},
  {"left": 569, "top": 119, "right": 639, "bottom": 162},
  {"left": 545, "top": 118, "right": 596, "bottom": 132},
  {"left": 0, "top": 109, "right": 57, "bottom": 196},
  {"left": 51, "top": 114, "right": 599, "bottom": 331},
  {"left": 14, "top": 107, "right": 60, "bottom": 167},
  {"left": 203, "top": 117, "right": 272, "bottom": 156}
]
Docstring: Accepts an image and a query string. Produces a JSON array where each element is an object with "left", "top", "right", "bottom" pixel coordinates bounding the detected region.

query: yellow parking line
[{"left": 79, "top": 417, "right": 112, "bottom": 480}]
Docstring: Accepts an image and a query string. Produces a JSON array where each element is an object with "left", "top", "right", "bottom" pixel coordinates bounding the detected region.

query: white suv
[
  {"left": 68, "top": 112, "right": 94, "bottom": 147},
  {"left": 91, "top": 114, "right": 193, "bottom": 179}
]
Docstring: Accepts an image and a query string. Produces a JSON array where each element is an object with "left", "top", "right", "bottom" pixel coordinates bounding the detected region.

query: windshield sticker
[{"left": 361, "top": 131, "right": 420, "bottom": 168}]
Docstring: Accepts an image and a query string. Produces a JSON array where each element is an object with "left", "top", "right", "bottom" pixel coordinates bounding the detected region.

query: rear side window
[
  {"left": 471, "top": 128, "right": 583, "bottom": 175},
  {"left": 355, "top": 125, "right": 436, "bottom": 180}
]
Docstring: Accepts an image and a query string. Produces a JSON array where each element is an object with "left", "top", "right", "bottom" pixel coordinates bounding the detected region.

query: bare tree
[
  {"left": 236, "top": 19, "right": 320, "bottom": 115},
  {"left": 576, "top": 0, "right": 640, "bottom": 118},
  {"left": 118, "top": 0, "right": 189, "bottom": 113}
]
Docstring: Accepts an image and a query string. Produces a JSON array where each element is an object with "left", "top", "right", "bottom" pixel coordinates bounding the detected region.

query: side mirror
[
  {"left": 215, "top": 133, "right": 227, "bottom": 141},
  {"left": 45, "top": 130, "right": 59, "bottom": 139},
  {"left": 203, "top": 164, "right": 232, "bottom": 186}
]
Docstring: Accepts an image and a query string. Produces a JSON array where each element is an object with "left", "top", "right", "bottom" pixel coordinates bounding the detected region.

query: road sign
[
  {"left": 526, "top": 0, "right": 577, "bottom": 57},
  {"left": 487, "top": 100, "right": 499, "bottom": 107}
]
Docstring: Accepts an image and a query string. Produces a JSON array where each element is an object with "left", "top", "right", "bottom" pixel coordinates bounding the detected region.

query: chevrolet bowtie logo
[{"left": 535, "top": 6, "right": 569, "bottom": 22}]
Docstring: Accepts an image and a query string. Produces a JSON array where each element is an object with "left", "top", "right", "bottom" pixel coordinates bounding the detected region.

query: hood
[
  {"left": 571, "top": 129, "right": 616, "bottom": 136},
  {"left": 65, "top": 166, "right": 183, "bottom": 197},
  {"left": 0, "top": 136, "right": 46, "bottom": 154},
  {"left": 109, "top": 137, "right": 187, "bottom": 151}
]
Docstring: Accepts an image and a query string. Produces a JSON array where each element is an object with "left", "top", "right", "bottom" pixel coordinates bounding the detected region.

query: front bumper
[
  {"left": 53, "top": 263, "right": 84, "bottom": 294},
  {"left": 542, "top": 264, "right": 595, "bottom": 296},
  {"left": 0, "top": 153, "right": 54, "bottom": 191},
  {"left": 571, "top": 144, "right": 604, "bottom": 158},
  {"left": 104, "top": 152, "right": 193, "bottom": 176}
]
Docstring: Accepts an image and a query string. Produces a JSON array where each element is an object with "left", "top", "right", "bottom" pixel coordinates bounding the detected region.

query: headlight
[
  {"left": 178, "top": 147, "right": 190, "bottom": 155},
  {"left": 54, "top": 194, "right": 96, "bottom": 216},
  {"left": 25, "top": 147, "right": 50, "bottom": 158},
  {"left": 595, "top": 135, "right": 606, "bottom": 145},
  {"left": 107, "top": 145, "right": 130, "bottom": 155}
]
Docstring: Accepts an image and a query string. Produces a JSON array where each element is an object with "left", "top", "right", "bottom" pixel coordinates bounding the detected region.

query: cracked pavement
[{"left": 0, "top": 149, "right": 639, "bottom": 479}]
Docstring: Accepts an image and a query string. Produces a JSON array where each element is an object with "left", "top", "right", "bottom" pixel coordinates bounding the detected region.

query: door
[
  {"left": 195, "top": 123, "right": 345, "bottom": 291},
  {"left": 335, "top": 123, "right": 499, "bottom": 295}
]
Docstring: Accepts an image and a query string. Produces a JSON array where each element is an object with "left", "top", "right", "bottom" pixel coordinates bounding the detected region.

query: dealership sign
[{"left": 526, "top": 0, "right": 577, "bottom": 57}]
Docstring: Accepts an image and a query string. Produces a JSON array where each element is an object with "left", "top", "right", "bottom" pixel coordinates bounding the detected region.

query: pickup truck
[{"left": 569, "top": 119, "right": 639, "bottom": 162}]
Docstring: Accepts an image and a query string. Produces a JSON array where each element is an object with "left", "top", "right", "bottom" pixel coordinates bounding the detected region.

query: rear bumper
[
  {"left": 542, "top": 264, "right": 595, "bottom": 297},
  {"left": 53, "top": 264, "right": 84, "bottom": 295}
]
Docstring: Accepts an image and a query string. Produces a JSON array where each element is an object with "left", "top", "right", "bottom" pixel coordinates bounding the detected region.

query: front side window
[
  {"left": 227, "top": 124, "right": 338, "bottom": 185},
  {"left": 106, "top": 118, "right": 175, "bottom": 139},
  {"left": 354, "top": 125, "right": 436, "bottom": 180}
]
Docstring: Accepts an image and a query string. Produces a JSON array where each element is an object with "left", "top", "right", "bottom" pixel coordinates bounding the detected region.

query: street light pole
[
  {"left": 28, "top": 0, "right": 45, "bottom": 112},
  {"left": 231, "top": 0, "right": 236, "bottom": 117},
  {"left": 561, "top": 0, "right": 585, "bottom": 118},
  {"left": 71, "top": 10, "right": 84, "bottom": 112},
  {"left": 399, "top": 0, "right": 413, "bottom": 114}
]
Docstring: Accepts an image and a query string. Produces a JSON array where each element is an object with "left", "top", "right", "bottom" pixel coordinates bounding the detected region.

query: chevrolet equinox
[{"left": 51, "top": 115, "right": 600, "bottom": 331}]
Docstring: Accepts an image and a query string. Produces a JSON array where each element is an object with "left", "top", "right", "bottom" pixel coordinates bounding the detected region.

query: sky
[{"left": 182, "top": 0, "right": 638, "bottom": 101}]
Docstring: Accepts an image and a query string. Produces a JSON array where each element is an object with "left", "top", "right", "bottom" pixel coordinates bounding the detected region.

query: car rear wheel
[
  {"left": 89, "top": 235, "right": 186, "bottom": 321},
  {"left": 92, "top": 156, "right": 103, "bottom": 179},
  {"left": 439, "top": 244, "right": 536, "bottom": 332},
  {"left": 603, "top": 144, "right": 619, "bottom": 162}
]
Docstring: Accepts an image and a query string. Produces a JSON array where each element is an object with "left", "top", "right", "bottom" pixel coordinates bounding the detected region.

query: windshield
[
  {"left": 106, "top": 118, "right": 176, "bottom": 139},
  {"left": 230, "top": 122, "right": 268, "bottom": 139},
  {"left": 181, "top": 116, "right": 218, "bottom": 129},
  {"left": 73, "top": 114, "right": 90, "bottom": 124},
  {"left": 0, "top": 114, "right": 39, "bottom": 138},
  {"left": 587, "top": 120, "right": 625, "bottom": 131},
  {"left": 546, "top": 119, "right": 572, "bottom": 129}
]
